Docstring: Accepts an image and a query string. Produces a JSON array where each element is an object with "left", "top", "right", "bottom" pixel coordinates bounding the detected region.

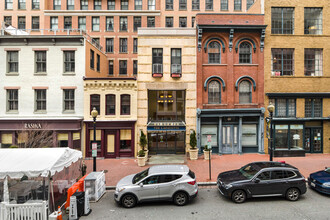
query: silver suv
[{"left": 114, "top": 165, "right": 198, "bottom": 208}]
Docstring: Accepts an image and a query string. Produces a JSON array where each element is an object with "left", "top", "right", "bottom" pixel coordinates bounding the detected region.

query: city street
[{"left": 81, "top": 187, "right": 330, "bottom": 220}]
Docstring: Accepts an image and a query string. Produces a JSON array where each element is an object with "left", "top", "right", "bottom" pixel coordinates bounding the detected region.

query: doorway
[
  {"left": 222, "top": 125, "right": 239, "bottom": 154},
  {"left": 304, "top": 128, "right": 322, "bottom": 153},
  {"left": 148, "top": 131, "right": 185, "bottom": 154}
]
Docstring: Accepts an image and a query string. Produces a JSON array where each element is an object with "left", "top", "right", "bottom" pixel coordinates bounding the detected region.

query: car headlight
[
  {"left": 322, "top": 182, "right": 330, "bottom": 188},
  {"left": 116, "top": 187, "right": 126, "bottom": 192},
  {"left": 225, "top": 184, "right": 233, "bottom": 189}
]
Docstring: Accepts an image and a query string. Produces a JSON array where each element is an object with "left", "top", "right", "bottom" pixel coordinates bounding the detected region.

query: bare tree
[{"left": 14, "top": 123, "right": 54, "bottom": 148}]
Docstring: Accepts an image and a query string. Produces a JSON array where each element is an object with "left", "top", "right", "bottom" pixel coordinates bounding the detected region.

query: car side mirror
[
  {"left": 254, "top": 178, "right": 260, "bottom": 183},
  {"left": 139, "top": 182, "right": 143, "bottom": 187}
]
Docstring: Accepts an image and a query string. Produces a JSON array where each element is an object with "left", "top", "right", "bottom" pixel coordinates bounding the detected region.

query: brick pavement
[{"left": 84, "top": 153, "right": 330, "bottom": 187}]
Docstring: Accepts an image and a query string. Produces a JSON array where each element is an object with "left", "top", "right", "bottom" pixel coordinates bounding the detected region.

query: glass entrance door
[
  {"left": 148, "top": 131, "right": 185, "bottom": 154},
  {"left": 304, "top": 128, "right": 322, "bottom": 153},
  {"left": 222, "top": 125, "right": 238, "bottom": 154}
]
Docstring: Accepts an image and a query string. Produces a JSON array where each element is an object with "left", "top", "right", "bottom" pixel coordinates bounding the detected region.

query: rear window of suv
[{"left": 188, "top": 170, "right": 195, "bottom": 179}]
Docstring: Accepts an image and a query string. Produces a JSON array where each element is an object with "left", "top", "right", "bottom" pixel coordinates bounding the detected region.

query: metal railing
[
  {"left": 152, "top": 64, "right": 163, "bottom": 74},
  {"left": 171, "top": 64, "right": 182, "bottom": 74}
]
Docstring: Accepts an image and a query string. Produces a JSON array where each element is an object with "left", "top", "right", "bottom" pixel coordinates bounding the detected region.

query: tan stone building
[
  {"left": 137, "top": 28, "right": 196, "bottom": 155},
  {"left": 264, "top": 0, "right": 330, "bottom": 156}
]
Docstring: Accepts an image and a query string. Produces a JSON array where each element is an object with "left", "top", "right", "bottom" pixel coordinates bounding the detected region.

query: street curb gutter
[{"left": 106, "top": 182, "right": 217, "bottom": 190}]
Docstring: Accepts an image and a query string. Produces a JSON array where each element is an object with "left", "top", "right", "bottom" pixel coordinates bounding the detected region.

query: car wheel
[
  {"left": 231, "top": 190, "right": 246, "bottom": 203},
  {"left": 173, "top": 191, "right": 188, "bottom": 206},
  {"left": 121, "top": 194, "right": 137, "bottom": 208},
  {"left": 286, "top": 188, "right": 300, "bottom": 201}
]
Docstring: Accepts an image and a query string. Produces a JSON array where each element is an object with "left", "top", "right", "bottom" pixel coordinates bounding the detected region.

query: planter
[
  {"left": 203, "top": 150, "right": 212, "bottom": 160},
  {"left": 137, "top": 156, "right": 146, "bottom": 167},
  {"left": 144, "top": 150, "right": 149, "bottom": 161},
  {"left": 189, "top": 148, "right": 198, "bottom": 160}
]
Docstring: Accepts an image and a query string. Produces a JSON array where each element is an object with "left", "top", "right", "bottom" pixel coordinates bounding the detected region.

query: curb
[{"left": 106, "top": 181, "right": 217, "bottom": 190}]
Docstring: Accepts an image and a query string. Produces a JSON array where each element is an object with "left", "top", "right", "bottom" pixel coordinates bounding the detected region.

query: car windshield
[
  {"left": 132, "top": 168, "right": 149, "bottom": 184},
  {"left": 325, "top": 167, "right": 330, "bottom": 174},
  {"left": 239, "top": 164, "right": 261, "bottom": 179}
]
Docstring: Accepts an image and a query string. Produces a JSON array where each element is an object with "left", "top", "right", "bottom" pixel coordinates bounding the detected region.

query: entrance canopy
[{"left": 0, "top": 148, "right": 82, "bottom": 179}]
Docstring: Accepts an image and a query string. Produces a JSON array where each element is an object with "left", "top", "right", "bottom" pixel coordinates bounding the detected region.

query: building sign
[
  {"left": 147, "top": 121, "right": 186, "bottom": 131},
  {"left": 24, "top": 123, "right": 42, "bottom": 129}
]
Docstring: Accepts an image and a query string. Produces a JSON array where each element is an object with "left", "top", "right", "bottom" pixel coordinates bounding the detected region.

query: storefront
[
  {"left": 197, "top": 108, "right": 265, "bottom": 154},
  {"left": 85, "top": 121, "right": 135, "bottom": 158},
  {"left": 147, "top": 90, "right": 186, "bottom": 154},
  {"left": 0, "top": 119, "right": 82, "bottom": 150}
]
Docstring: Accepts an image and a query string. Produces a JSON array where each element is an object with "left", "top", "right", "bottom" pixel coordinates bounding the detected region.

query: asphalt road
[{"left": 80, "top": 187, "right": 330, "bottom": 220}]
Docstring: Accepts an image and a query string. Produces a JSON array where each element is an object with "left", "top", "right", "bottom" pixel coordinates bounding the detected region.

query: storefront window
[
  {"left": 57, "top": 133, "right": 68, "bottom": 147},
  {"left": 201, "top": 125, "right": 217, "bottom": 146},
  {"left": 72, "top": 132, "right": 81, "bottom": 150},
  {"left": 120, "top": 129, "right": 131, "bottom": 150},
  {"left": 242, "top": 124, "right": 257, "bottom": 146},
  {"left": 289, "top": 125, "right": 303, "bottom": 150},
  {"left": 90, "top": 129, "right": 101, "bottom": 149},
  {"left": 274, "top": 125, "right": 288, "bottom": 149},
  {"left": 1, "top": 133, "right": 12, "bottom": 148}
]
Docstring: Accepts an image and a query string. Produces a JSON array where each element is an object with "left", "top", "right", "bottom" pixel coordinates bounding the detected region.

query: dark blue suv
[{"left": 217, "top": 161, "right": 307, "bottom": 203}]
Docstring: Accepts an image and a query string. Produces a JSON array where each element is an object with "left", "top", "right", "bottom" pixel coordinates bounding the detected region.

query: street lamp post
[
  {"left": 267, "top": 103, "right": 275, "bottom": 161},
  {"left": 91, "top": 107, "right": 98, "bottom": 172}
]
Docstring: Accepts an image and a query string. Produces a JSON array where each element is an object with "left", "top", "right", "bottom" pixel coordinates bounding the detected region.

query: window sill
[
  {"left": 105, "top": 115, "right": 116, "bottom": 118},
  {"left": 234, "top": 64, "right": 258, "bottom": 66},
  {"left": 120, "top": 115, "right": 131, "bottom": 117},
  {"left": 63, "top": 72, "right": 76, "bottom": 76},
  {"left": 119, "top": 52, "right": 128, "bottom": 54},
  {"left": 202, "top": 64, "right": 227, "bottom": 66},
  {"left": 34, "top": 72, "right": 47, "bottom": 76},
  {"left": 63, "top": 110, "right": 75, "bottom": 114},
  {"left": 234, "top": 104, "right": 258, "bottom": 106},
  {"left": 6, "top": 73, "right": 19, "bottom": 76},
  {"left": 179, "top": 9, "right": 187, "bottom": 11},
  {"left": 106, "top": 52, "right": 114, "bottom": 54},
  {"left": 6, "top": 111, "right": 18, "bottom": 114},
  {"left": 34, "top": 111, "right": 47, "bottom": 114},
  {"left": 192, "top": 9, "right": 200, "bottom": 11},
  {"left": 203, "top": 104, "right": 227, "bottom": 107},
  {"left": 270, "top": 75, "right": 329, "bottom": 78}
]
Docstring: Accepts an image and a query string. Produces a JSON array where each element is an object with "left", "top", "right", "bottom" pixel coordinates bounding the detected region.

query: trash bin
[{"left": 72, "top": 191, "right": 85, "bottom": 217}]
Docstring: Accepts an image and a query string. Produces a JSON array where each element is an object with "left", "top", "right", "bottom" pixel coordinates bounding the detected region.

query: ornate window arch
[
  {"left": 239, "top": 81, "right": 252, "bottom": 104},
  {"left": 208, "top": 80, "right": 221, "bottom": 104},
  {"left": 239, "top": 42, "right": 252, "bottom": 64},
  {"left": 208, "top": 41, "right": 221, "bottom": 64}
]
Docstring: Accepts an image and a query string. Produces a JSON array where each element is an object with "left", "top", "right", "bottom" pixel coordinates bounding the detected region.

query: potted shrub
[
  {"left": 189, "top": 130, "right": 198, "bottom": 160},
  {"left": 137, "top": 150, "right": 146, "bottom": 167},
  {"left": 140, "top": 130, "right": 148, "bottom": 161},
  {"left": 203, "top": 145, "right": 212, "bottom": 160}
]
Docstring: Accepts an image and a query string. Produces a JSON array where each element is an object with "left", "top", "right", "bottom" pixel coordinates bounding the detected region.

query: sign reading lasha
[{"left": 24, "top": 123, "right": 42, "bottom": 129}]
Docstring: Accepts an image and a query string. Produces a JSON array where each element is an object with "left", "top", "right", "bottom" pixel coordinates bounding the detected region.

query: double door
[
  {"left": 304, "top": 128, "right": 322, "bottom": 153},
  {"left": 222, "top": 125, "right": 239, "bottom": 154}
]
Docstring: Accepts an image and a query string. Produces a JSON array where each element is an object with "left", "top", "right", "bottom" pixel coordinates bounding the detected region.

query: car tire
[
  {"left": 286, "top": 188, "right": 300, "bottom": 201},
  {"left": 231, "top": 190, "right": 246, "bottom": 203},
  {"left": 121, "top": 194, "right": 137, "bottom": 208},
  {"left": 173, "top": 191, "right": 188, "bottom": 206}
]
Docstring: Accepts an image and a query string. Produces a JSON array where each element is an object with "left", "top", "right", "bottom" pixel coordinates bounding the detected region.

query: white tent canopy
[{"left": 0, "top": 148, "right": 82, "bottom": 179}]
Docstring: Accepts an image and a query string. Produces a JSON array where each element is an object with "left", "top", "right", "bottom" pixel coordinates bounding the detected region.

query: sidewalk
[{"left": 84, "top": 153, "right": 330, "bottom": 187}]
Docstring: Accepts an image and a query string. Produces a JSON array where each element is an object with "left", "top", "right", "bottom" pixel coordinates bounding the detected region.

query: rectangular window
[
  {"left": 81, "top": 0, "right": 88, "bottom": 10},
  {"left": 148, "top": 0, "right": 155, "bottom": 10},
  {"left": 133, "top": 38, "right": 138, "bottom": 53},
  {"left": 4, "top": 16, "right": 12, "bottom": 25},
  {"left": 121, "top": 0, "right": 128, "bottom": 10},
  {"left": 90, "top": 94, "right": 100, "bottom": 114},
  {"left": 108, "top": 0, "right": 115, "bottom": 9},
  {"left": 134, "top": 16, "right": 141, "bottom": 31},
  {"left": 35, "top": 51, "right": 46, "bottom": 73},
  {"left": 205, "top": 0, "right": 213, "bottom": 10},
  {"left": 171, "top": 49, "right": 181, "bottom": 74},
  {"left": 96, "top": 54, "right": 100, "bottom": 72},
  {"left": 246, "top": 0, "right": 254, "bottom": 10},
  {"left": 166, "top": 0, "right": 173, "bottom": 10},
  {"left": 54, "top": 0, "right": 61, "bottom": 10},
  {"left": 220, "top": 0, "right": 228, "bottom": 10},
  {"left": 64, "top": 16, "right": 72, "bottom": 30},
  {"left": 192, "top": 0, "right": 199, "bottom": 10},
  {"left": 234, "top": 0, "right": 241, "bottom": 11},
  {"left": 120, "top": 129, "right": 131, "bottom": 150},
  {"left": 121, "top": 95, "right": 130, "bottom": 115},
  {"left": 94, "top": 0, "right": 101, "bottom": 10},
  {"left": 271, "top": 7, "right": 294, "bottom": 34},
  {"left": 51, "top": 17, "right": 58, "bottom": 30},
  {"left": 179, "top": 0, "right": 187, "bottom": 10},
  {"left": 108, "top": 60, "right": 114, "bottom": 75},
  {"left": 147, "top": 17, "right": 155, "bottom": 27},
  {"left": 78, "top": 17, "right": 86, "bottom": 30},
  {"left": 304, "top": 49, "right": 323, "bottom": 76},
  {"left": 192, "top": 17, "right": 195, "bottom": 27},
  {"left": 35, "top": 89, "right": 46, "bottom": 111},
  {"left": 106, "top": 16, "right": 114, "bottom": 31},
  {"left": 19, "top": 0, "right": 26, "bottom": 9},
  {"left": 305, "top": 99, "right": 322, "bottom": 117},
  {"left": 133, "top": 60, "right": 138, "bottom": 75},
  {"left": 5, "top": 0, "right": 13, "bottom": 9},
  {"left": 64, "top": 51, "right": 75, "bottom": 72},
  {"left": 271, "top": 48, "right": 294, "bottom": 76},
  {"left": 120, "top": 38, "right": 127, "bottom": 53},
  {"left": 166, "top": 17, "right": 173, "bottom": 27},
  {"left": 119, "top": 60, "right": 127, "bottom": 75},
  {"left": 92, "top": 17, "right": 100, "bottom": 31},
  {"left": 135, "top": 0, "right": 142, "bottom": 10},
  {"left": 7, "top": 51, "right": 18, "bottom": 73},
  {"left": 120, "top": 17, "right": 128, "bottom": 31},
  {"left": 179, "top": 17, "right": 187, "bottom": 27},
  {"left": 67, "top": 0, "right": 74, "bottom": 10},
  {"left": 304, "top": 8, "right": 322, "bottom": 35},
  {"left": 7, "top": 89, "right": 18, "bottom": 112},
  {"left": 272, "top": 98, "right": 296, "bottom": 117},
  {"left": 64, "top": 89, "right": 75, "bottom": 111},
  {"left": 18, "top": 17, "right": 26, "bottom": 29},
  {"left": 32, "top": 16, "right": 40, "bottom": 29},
  {"left": 32, "top": 0, "right": 40, "bottom": 9},
  {"left": 106, "top": 94, "right": 115, "bottom": 115},
  {"left": 152, "top": 48, "right": 163, "bottom": 74},
  {"left": 242, "top": 124, "right": 257, "bottom": 145},
  {"left": 106, "top": 38, "right": 114, "bottom": 53},
  {"left": 90, "top": 50, "right": 94, "bottom": 69}
]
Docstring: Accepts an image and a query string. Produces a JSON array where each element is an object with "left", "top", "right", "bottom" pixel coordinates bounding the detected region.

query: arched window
[
  {"left": 239, "top": 42, "right": 252, "bottom": 64},
  {"left": 208, "top": 41, "right": 221, "bottom": 64},
  {"left": 239, "top": 81, "right": 252, "bottom": 103},
  {"left": 208, "top": 81, "right": 221, "bottom": 104},
  {"left": 90, "top": 94, "right": 100, "bottom": 114}
]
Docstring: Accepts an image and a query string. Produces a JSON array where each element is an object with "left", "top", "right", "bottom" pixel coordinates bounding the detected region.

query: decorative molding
[
  {"left": 4, "top": 86, "right": 21, "bottom": 90},
  {"left": 203, "top": 37, "right": 225, "bottom": 53},
  {"left": 32, "top": 86, "right": 49, "bottom": 90},
  {"left": 235, "top": 38, "right": 257, "bottom": 53},
  {"left": 204, "top": 76, "right": 226, "bottom": 92},
  {"left": 61, "top": 48, "right": 77, "bottom": 51},
  {"left": 260, "top": 28, "right": 265, "bottom": 52},
  {"left": 197, "top": 26, "right": 203, "bottom": 52},
  {"left": 32, "top": 48, "right": 49, "bottom": 51},
  {"left": 229, "top": 29, "right": 234, "bottom": 52},
  {"left": 235, "top": 76, "right": 256, "bottom": 91},
  {"left": 60, "top": 86, "right": 77, "bottom": 89},
  {"left": 4, "top": 48, "right": 21, "bottom": 51}
]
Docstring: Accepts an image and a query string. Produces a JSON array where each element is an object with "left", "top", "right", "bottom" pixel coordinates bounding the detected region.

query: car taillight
[{"left": 188, "top": 180, "right": 196, "bottom": 185}]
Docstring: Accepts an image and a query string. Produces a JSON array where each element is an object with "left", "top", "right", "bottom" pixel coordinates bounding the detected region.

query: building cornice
[
  {"left": 266, "top": 93, "right": 330, "bottom": 98},
  {"left": 44, "top": 10, "right": 161, "bottom": 16},
  {"left": 138, "top": 28, "right": 196, "bottom": 36}
]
